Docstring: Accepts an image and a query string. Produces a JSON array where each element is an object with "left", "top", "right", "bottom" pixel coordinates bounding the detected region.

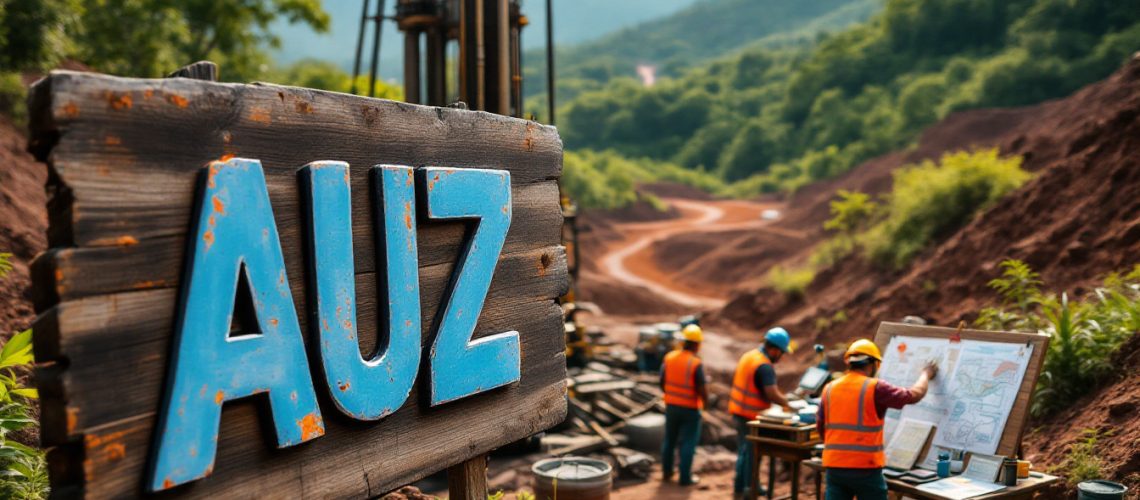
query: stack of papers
[{"left": 915, "top": 452, "right": 1008, "bottom": 499}]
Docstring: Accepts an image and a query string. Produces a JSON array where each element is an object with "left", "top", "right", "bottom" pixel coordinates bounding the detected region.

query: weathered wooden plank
[
  {"left": 31, "top": 181, "right": 562, "bottom": 309},
  {"left": 35, "top": 245, "right": 567, "bottom": 442},
  {"left": 63, "top": 301, "right": 565, "bottom": 498},
  {"left": 28, "top": 71, "right": 562, "bottom": 248},
  {"left": 29, "top": 69, "right": 568, "bottom": 498}
]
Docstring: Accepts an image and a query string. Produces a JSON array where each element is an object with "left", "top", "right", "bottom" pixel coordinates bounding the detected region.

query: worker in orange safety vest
[
  {"left": 817, "top": 339, "right": 938, "bottom": 500},
  {"left": 729, "top": 327, "right": 795, "bottom": 499},
  {"left": 659, "top": 324, "right": 708, "bottom": 486}
]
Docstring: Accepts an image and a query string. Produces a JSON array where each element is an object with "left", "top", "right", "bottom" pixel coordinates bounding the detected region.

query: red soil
[{"left": 0, "top": 116, "right": 47, "bottom": 339}]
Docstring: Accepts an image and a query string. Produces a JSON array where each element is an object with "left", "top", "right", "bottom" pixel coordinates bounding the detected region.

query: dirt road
[{"left": 597, "top": 198, "right": 783, "bottom": 310}]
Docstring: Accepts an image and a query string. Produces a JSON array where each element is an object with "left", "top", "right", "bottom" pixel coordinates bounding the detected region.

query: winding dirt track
[{"left": 597, "top": 198, "right": 784, "bottom": 310}]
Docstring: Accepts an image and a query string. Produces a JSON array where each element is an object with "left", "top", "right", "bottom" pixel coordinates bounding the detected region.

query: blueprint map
[{"left": 876, "top": 336, "right": 1032, "bottom": 454}]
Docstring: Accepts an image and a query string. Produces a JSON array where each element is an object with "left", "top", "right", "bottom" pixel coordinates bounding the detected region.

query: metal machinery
[
  {"left": 354, "top": 0, "right": 530, "bottom": 114},
  {"left": 356, "top": 0, "right": 584, "bottom": 357}
]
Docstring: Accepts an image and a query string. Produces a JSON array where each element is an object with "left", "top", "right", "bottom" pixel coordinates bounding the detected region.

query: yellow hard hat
[
  {"left": 682, "top": 324, "right": 703, "bottom": 343},
  {"left": 844, "top": 339, "right": 882, "bottom": 362}
]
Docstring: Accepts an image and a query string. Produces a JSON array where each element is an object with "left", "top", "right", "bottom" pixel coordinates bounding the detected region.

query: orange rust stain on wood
[
  {"left": 220, "top": 153, "right": 235, "bottom": 162},
  {"left": 524, "top": 121, "right": 536, "bottom": 151},
  {"left": 214, "top": 390, "right": 225, "bottom": 405},
  {"left": 54, "top": 269, "right": 63, "bottom": 282},
  {"left": 67, "top": 408, "right": 78, "bottom": 434},
  {"left": 298, "top": 413, "right": 324, "bottom": 440},
  {"left": 103, "top": 442, "right": 126, "bottom": 461},
  {"left": 294, "top": 100, "right": 313, "bottom": 114},
  {"left": 132, "top": 279, "right": 167, "bottom": 289},
  {"left": 86, "top": 430, "right": 129, "bottom": 448},
  {"left": 105, "top": 135, "right": 121, "bottom": 145},
  {"left": 116, "top": 235, "right": 139, "bottom": 246},
  {"left": 211, "top": 195, "right": 226, "bottom": 216},
  {"left": 163, "top": 479, "right": 175, "bottom": 489},
  {"left": 203, "top": 230, "right": 215, "bottom": 249},
  {"left": 63, "top": 102, "right": 80, "bottom": 118},
  {"left": 108, "top": 93, "right": 133, "bottom": 110},
  {"left": 338, "top": 381, "right": 350, "bottom": 392},
  {"left": 143, "top": 89, "right": 154, "bottom": 100},
  {"left": 249, "top": 108, "right": 272, "bottom": 124},
  {"left": 97, "top": 165, "right": 111, "bottom": 176},
  {"left": 167, "top": 94, "right": 189, "bottom": 108},
  {"left": 404, "top": 201, "right": 413, "bottom": 229},
  {"left": 269, "top": 318, "right": 279, "bottom": 327}
]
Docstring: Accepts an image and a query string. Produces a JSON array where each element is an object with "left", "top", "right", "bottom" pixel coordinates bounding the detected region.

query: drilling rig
[{"left": 354, "top": 0, "right": 584, "bottom": 349}]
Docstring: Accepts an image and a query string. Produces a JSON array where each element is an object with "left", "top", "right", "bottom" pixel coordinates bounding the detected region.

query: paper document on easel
[
  {"left": 878, "top": 337, "right": 959, "bottom": 443},
  {"left": 885, "top": 418, "right": 934, "bottom": 470},
  {"left": 933, "top": 341, "right": 1033, "bottom": 454}
]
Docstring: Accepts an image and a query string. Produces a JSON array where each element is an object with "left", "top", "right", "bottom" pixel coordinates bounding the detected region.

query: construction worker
[
  {"left": 730, "top": 327, "right": 795, "bottom": 499},
  {"left": 818, "top": 339, "right": 938, "bottom": 500},
  {"left": 659, "top": 324, "right": 708, "bottom": 486}
]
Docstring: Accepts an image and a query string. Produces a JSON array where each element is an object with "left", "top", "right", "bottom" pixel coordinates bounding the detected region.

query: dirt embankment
[
  {"left": 709, "top": 55, "right": 1140, "bottom": 491},
  {"left": 0, "top": 116, "right": 47, "bottom": 338}
]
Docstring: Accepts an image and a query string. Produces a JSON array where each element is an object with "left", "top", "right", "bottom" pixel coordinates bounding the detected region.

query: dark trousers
[
  {"left": 825, "top": 468, "right": 888, "bottom": 500},
  {"left": 661, "top": 404, "right": 702, "bottom": 485},
  {"left": 733, "top": 415, "right": 754, "bottom": 494}
]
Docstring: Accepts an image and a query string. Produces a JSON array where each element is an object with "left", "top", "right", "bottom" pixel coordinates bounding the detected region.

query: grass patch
[{"left": 767, "top": 265, "right": 815, "bottom": 298}]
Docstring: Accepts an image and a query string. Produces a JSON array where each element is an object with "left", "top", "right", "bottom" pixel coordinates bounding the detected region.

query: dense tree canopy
[{"left": 558, "top": 0, "right": 1140, "bottom": 195}]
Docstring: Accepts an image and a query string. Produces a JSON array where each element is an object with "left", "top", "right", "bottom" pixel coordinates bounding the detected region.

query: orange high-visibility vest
[
  {"left": 728, "top": 350, "right": 772, "bottom": 419},
  {"left": 662, "top": 349, "right": 703, "bottom": 410},
  {"left": 821, "top": 372, "right": 885, "bottom": 469}
]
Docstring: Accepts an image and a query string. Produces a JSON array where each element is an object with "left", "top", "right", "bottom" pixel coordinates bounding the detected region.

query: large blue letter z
[{"left": 423, "top": 167, "right": 520, "bottom": 405}]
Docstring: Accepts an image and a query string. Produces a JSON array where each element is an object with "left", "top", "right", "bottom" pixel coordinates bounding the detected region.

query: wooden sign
[
  {"left": 27, "top": 70, "right": 568, "bottom": 497},
  {"left": 872, "top": 322, "right": 1049, "bottom": 457}
]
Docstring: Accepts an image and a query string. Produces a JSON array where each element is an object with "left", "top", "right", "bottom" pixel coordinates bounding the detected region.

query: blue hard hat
[{"left": 764, "top": 327, "right": 793, "bottom": 353}]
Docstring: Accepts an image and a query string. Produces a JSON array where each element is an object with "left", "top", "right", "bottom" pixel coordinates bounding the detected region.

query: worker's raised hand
[{"left": 923, "top": 360, "right": 939, "bottom": 380}]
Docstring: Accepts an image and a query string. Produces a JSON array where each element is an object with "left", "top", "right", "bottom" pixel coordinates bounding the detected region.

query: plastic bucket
[
  {"left": 532, "top": 456, "right": 612, "bottom": 500},
  {"left": 1077, "top": 480, "right": 1129, "bottom": 500}
]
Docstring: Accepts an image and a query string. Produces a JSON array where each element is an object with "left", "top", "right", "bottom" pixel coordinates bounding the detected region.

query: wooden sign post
[{"left": 27, "top": 68, "right": 568, "bottom": 497}]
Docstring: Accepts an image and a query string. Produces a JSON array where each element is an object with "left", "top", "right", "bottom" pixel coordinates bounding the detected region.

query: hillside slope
[
  {"left": 710, "top": 54, "right": 1140, "bottom": 491},
  {"left": 0, "top": 116, "right": 47, "bottom": 338}
]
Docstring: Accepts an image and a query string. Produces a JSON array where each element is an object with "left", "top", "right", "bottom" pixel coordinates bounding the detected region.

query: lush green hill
[
  {"left": 558, "top": 0, "right": 1140, "bottom": 205},
  {"left": 522, "top": 0, "right": 880, "bottom": 111}
]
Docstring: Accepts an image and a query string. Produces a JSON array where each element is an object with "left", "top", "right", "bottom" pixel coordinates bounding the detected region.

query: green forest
[
  {"left": 558, "top": 0, "right": 1140, "bottom": 206},
  {"left": 0, "top": 0, "right": 401, "bottom": 125},
  {"left": 521, "top": 0, "right": 880, "bottom": 110}
]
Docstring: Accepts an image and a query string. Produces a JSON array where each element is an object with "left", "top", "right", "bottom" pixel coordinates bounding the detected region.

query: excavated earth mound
[
  {"left": 713, "top": 55, "right": 1140, "bottom": 492},
  {"left": 0, "top": 116, "right": 47, "bottom": 339}
]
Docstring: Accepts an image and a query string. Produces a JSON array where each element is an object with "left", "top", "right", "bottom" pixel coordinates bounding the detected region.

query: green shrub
[
  {"left": 974, "top": 261, "right": 1140, "bottom": 418},
  {"left": 824, "top": 190, "right": 878, "bottom": 235},
  {"left": 865, "top": 149, "right": 1030, "bottom": 268},
  {"left": 562, "top": 149, "right": 724, "bottom": 210},
  {"left": 767, "top": 265, "right": 815, "bottom": 298},
  {"left": 1056, "top": 429, "right": 1106, "bottom": 486},
  {"left": 0, "top": 329, "right": 47, "bottom": 500}
]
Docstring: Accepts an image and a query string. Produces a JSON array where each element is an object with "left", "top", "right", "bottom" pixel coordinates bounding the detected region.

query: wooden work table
[
  {"left": 802, "top": 458, "right": 1062, "bottom": 499},
  {"left": 747, "top": 420, "right": 822, "bottom": 500}
]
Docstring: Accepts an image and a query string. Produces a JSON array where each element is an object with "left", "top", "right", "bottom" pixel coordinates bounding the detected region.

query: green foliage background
[
  {"left": 0, "top": 0, "right": 401, "bottom": 124},
  {"left": 556, "top": 0, "right": 1140, "bottom": 205}
]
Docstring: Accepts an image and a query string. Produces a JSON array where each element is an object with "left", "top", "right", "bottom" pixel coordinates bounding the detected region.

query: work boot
[{"left": 680, "top": 475, "right": 701, "bottom": 487}]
